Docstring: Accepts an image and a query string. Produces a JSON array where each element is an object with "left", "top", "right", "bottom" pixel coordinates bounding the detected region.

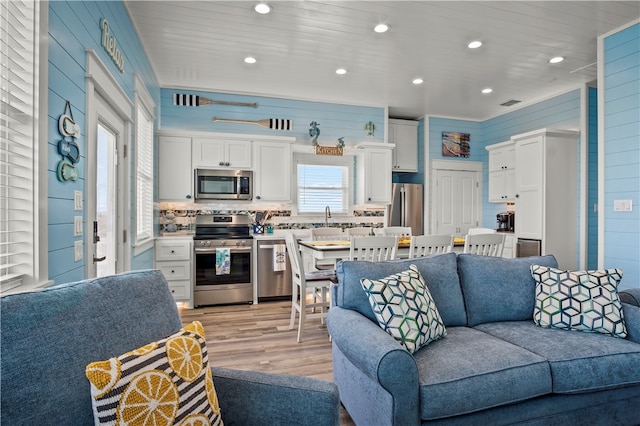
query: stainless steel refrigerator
[{"left": 387, "top": 183, "right": 423, "bottom": 235}]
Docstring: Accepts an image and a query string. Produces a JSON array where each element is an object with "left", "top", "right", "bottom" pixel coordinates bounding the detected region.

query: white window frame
[
  {"left": 133, "top": 75, "right": 155, "bottom": 255},
  {"left": 0, "top": 1, "right": 50, "bottom": 294},
  {"left": 292, "top": 153, "right": 353, "bottom": 216}
]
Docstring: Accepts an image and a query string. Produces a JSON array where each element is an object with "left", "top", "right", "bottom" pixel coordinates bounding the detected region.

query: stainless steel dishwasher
[{"left": 257, "top": 239, "right": 292, "bottom": 300}]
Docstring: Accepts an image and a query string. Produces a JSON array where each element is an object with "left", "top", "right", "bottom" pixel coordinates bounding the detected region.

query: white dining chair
[
  {"left": 463, "top": 233, "right": 505, "bottom": 257},
  {"left": 310, "top": 227, "right": 346, "bottom": 270},
  {"left": 346, "top": 227, "right": 374, "bottom": 238},
  {"left": 467, "top": 227, "right": 497, "bottom": 235},
  {"left": 408, "top": 234, "right": 454, "bottom": 258},
  {"left": 285, "top": 234, "right": 334, "bottom": 343},
  {"left": 379, "top": 226, "right": 413, "bottom": 237},
  {"left": 349, "top": 236, "right": 398, "bottom": 261}
]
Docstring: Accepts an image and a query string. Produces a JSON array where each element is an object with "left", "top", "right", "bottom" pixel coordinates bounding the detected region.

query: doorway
[
  {"left": 85, "top": 51, "right": 132, "bottom": 279},
  {"left": 431, "top": 161, "right": 482, "bottom": 237}
]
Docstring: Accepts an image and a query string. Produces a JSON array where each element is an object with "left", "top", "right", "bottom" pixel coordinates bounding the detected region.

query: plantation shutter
[
  {"left": 0, "top": 0, "right": 39, "bottom": 291},
  {"left": 134, "top": 79, "right": 154, "bottom": 248}
]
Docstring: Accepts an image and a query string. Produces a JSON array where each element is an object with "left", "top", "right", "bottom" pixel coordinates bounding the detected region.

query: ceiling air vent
[{"left": 500, "top": 99, "right": 521, "bottom": 107}]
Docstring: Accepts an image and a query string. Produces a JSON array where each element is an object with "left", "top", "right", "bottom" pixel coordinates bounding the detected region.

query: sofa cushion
[
  {"left": 0, "top": 270, "right": 183, "bottom": 425},
  {"left": 361, "top": 264, "right": 447, "bottom": 353},
  {"left": 86, "top": 321, "right": 222, "bottom": 425},
  {"left": 336, "top": 252, "right": 467, "bottom": 326},
  {"left": 531, "top": 265, "right": 627, "bottom": 338},
  {"left": 414, "top": 326, "right": 551, "bottom": 420},
  {"left": 475, "top": 321, "right": 640, "bottom": 394},
  {"left": 457, "top": 254, "right": 558, "bottom": 326}
]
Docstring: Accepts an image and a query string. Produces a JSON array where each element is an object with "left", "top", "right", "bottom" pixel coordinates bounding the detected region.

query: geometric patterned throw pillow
[
  {"left": 530, "top": 265, "right": 627, "bottom": 338},
  {"left": 85, "top": 321, "right": 223, "bottom": 425},
  {"left": 361, "top": 264, "right": 447, "bottom": 353}
]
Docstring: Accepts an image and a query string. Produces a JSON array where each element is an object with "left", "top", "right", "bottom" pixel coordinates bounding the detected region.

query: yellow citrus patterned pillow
[{"left": 85, "top": 321, "right": 222, "bottom": 426}]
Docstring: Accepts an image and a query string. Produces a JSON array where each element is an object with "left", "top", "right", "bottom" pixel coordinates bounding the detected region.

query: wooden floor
[{"left": 179, "top": 299, "right": 355, "bottom": 425}]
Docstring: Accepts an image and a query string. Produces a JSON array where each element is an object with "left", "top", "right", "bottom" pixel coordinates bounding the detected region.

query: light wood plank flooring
[{"left": 179, "top": 299, "right": 355, "bottom": 425}]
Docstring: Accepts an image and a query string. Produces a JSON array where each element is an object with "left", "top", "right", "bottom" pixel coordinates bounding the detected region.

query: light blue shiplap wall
[
  {"left": 588, "top": 87, "right": 599, "bottom": 269},
  {"left": 603, "top": 23, "right": 640, "bottom": 290},
  {"left": 160, "top": 89, "right": 385, "bottom": 147},
  {"left": 48, "top": 1, "right": 160, "bottom": 284}
]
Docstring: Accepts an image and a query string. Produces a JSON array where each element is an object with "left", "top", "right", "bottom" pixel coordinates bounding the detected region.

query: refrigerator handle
[{"left": 400, "top": 187, "right": 406, "bottom": 227}]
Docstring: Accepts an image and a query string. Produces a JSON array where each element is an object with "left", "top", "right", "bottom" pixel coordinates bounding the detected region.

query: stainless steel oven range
[{"left": 193, "top": 214, "right": 252, "bottom": 307}]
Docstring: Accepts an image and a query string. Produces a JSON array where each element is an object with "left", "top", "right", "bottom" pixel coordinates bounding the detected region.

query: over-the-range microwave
[{"left": 194, "top": 168, "right": 252, "bottom": 201}]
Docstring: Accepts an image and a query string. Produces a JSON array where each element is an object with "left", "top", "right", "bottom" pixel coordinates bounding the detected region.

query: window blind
[
  {"left": 1, "top": 0, "right": 38, "bottom": 291},
  {"left": 297, "top": 163, "right": 349, "bottom": 214},
  {"left": 135, "top": 105, "right": 154, "bottom": 245}
]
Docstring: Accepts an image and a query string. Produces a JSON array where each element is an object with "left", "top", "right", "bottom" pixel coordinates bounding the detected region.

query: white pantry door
[{"left": 434, "top": 169, "right": 480, "bottom": 237}]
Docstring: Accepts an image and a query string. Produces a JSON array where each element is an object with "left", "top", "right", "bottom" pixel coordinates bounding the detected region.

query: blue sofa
[
  {"left": 1, "top": 270, "right": 340, "bottom": 426},
  {"left": 327, "top": 253, "right": 640, "bottom": 425}
]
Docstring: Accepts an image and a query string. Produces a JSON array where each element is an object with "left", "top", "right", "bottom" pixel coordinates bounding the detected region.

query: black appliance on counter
[
  {"left": 496, "top": 211, "right": 515, "bottom": 232},
  {"left": 193, "top": 214, "right": 252, "bottom": 306}
]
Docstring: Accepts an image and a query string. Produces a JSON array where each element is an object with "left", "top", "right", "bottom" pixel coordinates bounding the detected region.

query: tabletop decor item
[{"left": 364, "top": 121, "right": 376, "bottom": 137}]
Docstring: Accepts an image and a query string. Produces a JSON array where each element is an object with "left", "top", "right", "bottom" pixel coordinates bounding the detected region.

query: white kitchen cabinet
[
  {"left": 192, "top": 138, "right": 252, "bottom": 169},
  {"left": 158, "top": 135, "right": 193, "bottom": 201},
  {"left": 253, "top": 141, "right": 292, "bottom": 202},
  {"left": 356, "top": 144, "right": 393, "bottom": 204},
  {"left": 486, "top": 141, "right": 516, "bottom": 202},
  {"left": 388, "top": 119, "right": 418, "bottom": 172},
  {"left": 512, "top": 129, "right": 578, "bottom": 269},
  {"left": 155, "top": 238, "right": 193, "bottom": 307}
]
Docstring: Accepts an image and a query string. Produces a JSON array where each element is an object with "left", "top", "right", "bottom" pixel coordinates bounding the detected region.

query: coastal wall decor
[
  {"left": 173, "top": 93, "right": 258, "bottom": 108},
  {"left": 442, "top": 131, "right": 470, "bottom": 157},
  {"left": 100, "top": 18, "right": 125, "bottom": 73},
  {"left": 212, "top": 117, "right": 292, "bottom": 130},
  {"left": 56, "top": 101, "right": 80, "bottom": 182},
  {"left": 309, "top": 121, "right": 320, "bottom": 145},
  {"left": 315, "top": 136, "right": 344, "bottom": 156},
  {"left": 365, "top": 121, "right": 376, "bottom": 137}
]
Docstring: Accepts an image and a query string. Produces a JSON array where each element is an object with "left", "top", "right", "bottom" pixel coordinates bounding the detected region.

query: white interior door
[
  {"left": 434, "top": 168, "right": 480, "bottom": 237},
  {"left": 87, "top": 94, "right": 124, "bottom": 278}
]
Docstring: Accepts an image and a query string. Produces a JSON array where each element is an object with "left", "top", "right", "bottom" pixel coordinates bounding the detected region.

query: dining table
[{"left": 298, "top": 237, "right": 465, "bottom": 264}]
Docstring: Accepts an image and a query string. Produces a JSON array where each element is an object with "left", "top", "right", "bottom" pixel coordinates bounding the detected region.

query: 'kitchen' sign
[{"left": 100, "top": 18, "right": 125, "bottom": 73}]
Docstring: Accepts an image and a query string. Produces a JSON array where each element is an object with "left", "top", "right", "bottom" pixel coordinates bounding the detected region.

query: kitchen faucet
[{"left": 325, "top": 206, "right": 331, "bottom": 227}]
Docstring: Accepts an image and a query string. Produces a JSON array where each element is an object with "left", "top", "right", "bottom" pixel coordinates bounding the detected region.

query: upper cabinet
[
  {"left": 486, "top": 141, "right": 516, "bottom": 202},
  {"left": 356, "top": 144, "right": 393, "bottom": 204},
  {"left": 158, "top": 136, "right": 193, "bottom": 201},
  {"left": 388, "top": 119, "right": 418, "bottom": 172},
  {"left": 192, "top": 138, "right": 252, "bottom": 169},
  {"left": 253, "top": 141, "right": 292, "bottom": 202}
]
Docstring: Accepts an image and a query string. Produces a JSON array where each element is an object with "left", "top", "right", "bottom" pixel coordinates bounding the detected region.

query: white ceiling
[{"left": 125, "top": 1, "right": 640, "bottom": 121}]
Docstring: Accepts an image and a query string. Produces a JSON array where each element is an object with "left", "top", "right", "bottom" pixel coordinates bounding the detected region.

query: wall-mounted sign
[
  {"left": 58, "top": 139, "right": 80, "bottom": 163},
  {"left": 100, "top": 18, "right": 125, "bottom": 73},
  {"left": 57, "top": 159, "right": 79, "bottom": 182},
  {"left": 57, "top": 100, "right": 81, "bottom": 182},
  {"left": 315, "top": 145, "right": 343, "bottom": 156}
]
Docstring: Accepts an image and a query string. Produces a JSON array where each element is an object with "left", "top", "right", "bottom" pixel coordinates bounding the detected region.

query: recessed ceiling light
[
  {"left": 254, "top": 2, "right": 271, "bottom": 14},
  {"left": 374, "top": 23, "right": 389, "bottom": 33},
  {"left": 335, "top": 68, "right": 347, "bottom": 75},
  {"left": 549, "top": 56, "right": 564, "bottom": 64},
  {"left": 244, "top": 56, "right": 257, "bottom": 64},
  {"left": 412, "top": 78, "right": 424, "bottom": 85},
  {"left": 482, "top": 88, "right": 493, "bottom": 94},
  {"left": 468, "top": 40, "right": 483, "bottom": 49}
]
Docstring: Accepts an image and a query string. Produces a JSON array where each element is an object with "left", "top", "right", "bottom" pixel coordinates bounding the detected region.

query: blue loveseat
[
  {"left": 327, "top": 253, "right": 640, "bottom": 425},
  {"left": 1, "top": 270, "right": 340, "bottom": 425}
]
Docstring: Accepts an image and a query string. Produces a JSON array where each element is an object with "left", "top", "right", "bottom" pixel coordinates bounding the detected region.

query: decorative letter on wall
[{"left": 100, "top": 18, "right": 125, "bottom": 73}]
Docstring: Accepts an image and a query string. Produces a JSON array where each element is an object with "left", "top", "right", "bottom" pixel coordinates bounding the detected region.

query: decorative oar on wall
[
  {"left": 173, "top": 93, "right": 258, "bottom": 108},
  {"left": 212, "top": 117, "right": 293, "bottom": 131}
]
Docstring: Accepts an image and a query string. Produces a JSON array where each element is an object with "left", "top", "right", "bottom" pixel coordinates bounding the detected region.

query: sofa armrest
[
  {"left": 622, "top": 301, "right": 640, "bottom": 344},
  {"left": 327, "top": 307, "right": 419, "bottom": 424},
  {"left": 620, "top": 289, "right": 640, "bottom": 306},
  {"left": 211, "top": 367, "right": 339, "bottom": 426}
]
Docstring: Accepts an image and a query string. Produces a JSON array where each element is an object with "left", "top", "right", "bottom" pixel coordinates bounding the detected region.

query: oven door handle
[{"left": 194, "top": 246, "right": 252, "bottom": 254}]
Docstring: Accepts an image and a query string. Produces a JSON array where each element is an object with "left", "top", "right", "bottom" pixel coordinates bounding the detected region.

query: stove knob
[{"left": 206, "top": 241, "right": 212, "bottom": 247}]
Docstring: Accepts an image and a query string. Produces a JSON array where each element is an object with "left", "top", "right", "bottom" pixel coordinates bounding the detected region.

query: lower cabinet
[{"left": 155, "top": 238, "right": 193, "bottom": 308}]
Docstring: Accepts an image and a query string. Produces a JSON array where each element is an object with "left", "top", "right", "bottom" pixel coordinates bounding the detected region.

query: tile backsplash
[{"left": 158, "top": 202, "right": 385, "bottom": 233}]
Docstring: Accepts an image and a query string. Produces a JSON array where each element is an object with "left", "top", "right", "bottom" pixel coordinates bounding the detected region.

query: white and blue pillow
[{"left": 361, "top": 264, "right": 446, "bottom": 353}]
